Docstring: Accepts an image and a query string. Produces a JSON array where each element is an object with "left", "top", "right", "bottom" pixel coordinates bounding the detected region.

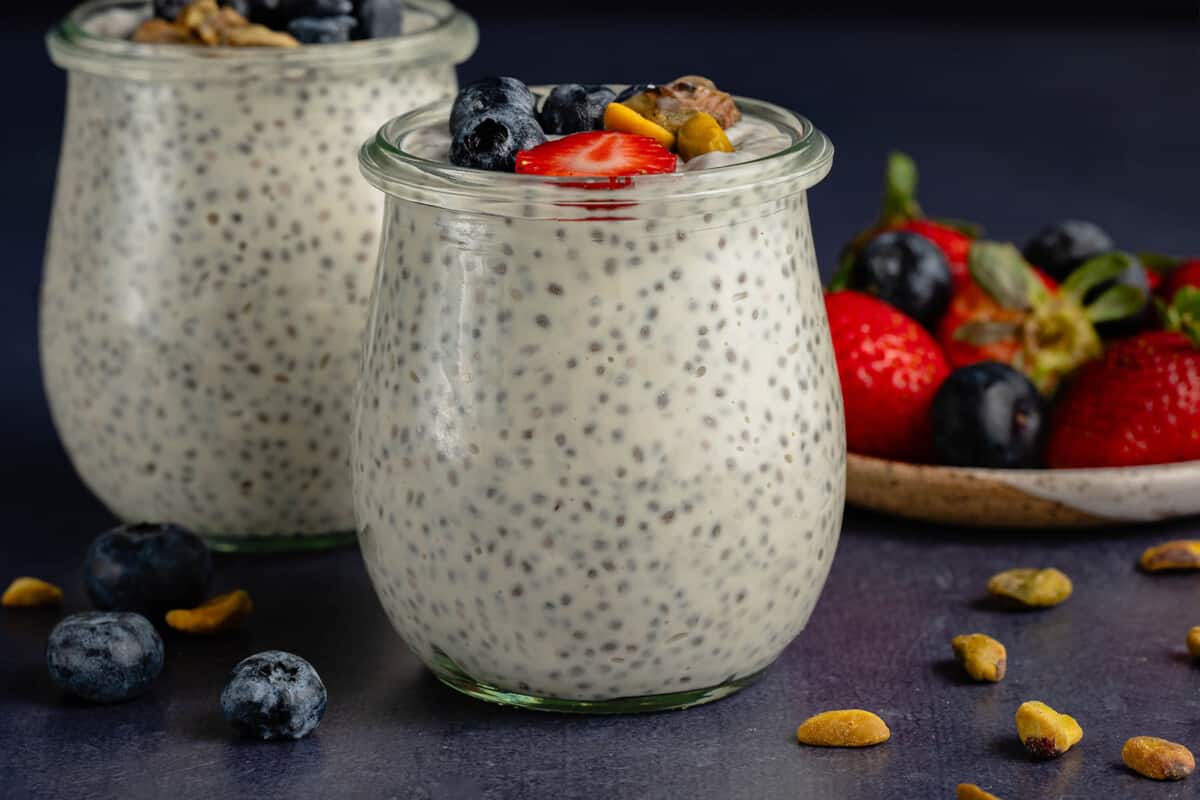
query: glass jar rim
[
  {"left": 47, "top": 0, "right": 477, "bottom": 81},
  {"left": 359, "top": 93, "right": 834, "bottom": 215}
]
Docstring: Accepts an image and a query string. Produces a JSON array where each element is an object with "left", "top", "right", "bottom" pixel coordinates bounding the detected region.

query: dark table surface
[{"left": 3, "top": 13, "right": 1200, "bottom": 800}]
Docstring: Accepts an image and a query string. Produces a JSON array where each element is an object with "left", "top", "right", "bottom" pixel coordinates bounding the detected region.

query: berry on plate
[
  {"left": 287, "top": 14, "right": 356, "bottom": 43},
  {"left": 1021, "top": 219, "right": 1114, "bottom": 282},
  {"left": 931, "top": 362, "right": 1045, "bottom": 468},
  {"left": 450, "top": 110, "right": 546, "bottom": 172},
  {"left": 449, "top": 77, "right": 538, "bottom": 137},
  {"left": 848, "top": 230, "right": 952, "bottom": 329},
  {"left": 539, "top": 84, "right": 617, "bottom": 135},
  {"left": 351, "top": 0, "right": 403, "bottom": 39},
  {"left": 222, "top": 651, "right": 327, "bottom": 740},
  {"left": 825, "top": 290, "right": 950, "bottom": 461},
  {"left": 834, "top": 152, "right": 982, "bottom": 292},
  {"left": 1153, "top": 255, "right": 1200, "bottom": 303},
  {"left": 941, "top": 242, "right": 1145, "bottom": 393},
  {"left": 47, "top": 612, "right": 164, "bottom": 703},
  {"left": 514, "top": 131, "right": 677, "bottom": 178},
  {"left": 84, "top": 522, "right": 212, "bottom": 617}
]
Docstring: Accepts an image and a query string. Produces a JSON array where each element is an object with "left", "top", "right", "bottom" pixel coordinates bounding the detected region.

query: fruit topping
[
  {"left": 287, "top": 14, "right": 357, "bottom": 43},
  {"left": 614, "top": 83, "right": 655, "bottom": 103},
  {"left": 931, "top": 362, "right": 1045, "bottom": 469},
  {"left": 539, "top": 84, "right": 617, "bottom": 135},
  {"left": 450, "top": 111, "right": 546, "bottom": 172},
  {"left": 221, "top": 651, "right": 327, "bottom": 740},
  {"left": 351, "top": 0, "right": 404, "bottom": 39},
  {"left": 84, "top": 522, "right": 213, "bottom": 617},
  {"left": 826, "top": 290, "right": 950, "bottom": 461},
  {"left": 450, "top": 77, "right": 538, "bottom": 137},
  {"left": 514, "top": 131, "right": 677, "bottom": 178},
  {"left": 848, "top": 230, "right": 953, "bottom": 329},
  {"left": 602, "top": 101, "right": 675, "bottom": 150},
  {"left": 675, "top": 112, "right": 734, "bottom": 162},
  {"left": 47, "top": 612, "right": 165, "bottom": 703},
  {"left": 1022, "top": 220, "right": 1114, "bottom": 282},
  {"left": 619, "top": 75, "right": 741, "bottom": 131}
]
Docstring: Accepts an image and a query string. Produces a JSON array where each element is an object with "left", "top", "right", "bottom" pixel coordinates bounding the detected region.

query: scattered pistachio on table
[
  {"left": 951, "top": 633, "right": 1007, "bottom": 682},
  {"left": 796, "top": 709, "right": 891, "bottom": 748},
  {"left": 2, "top": 576, "right": 64, "bottom": 608},
  {"left": 165, "top": 589, "right": 254, "bottom": 635},
  {"left": 1015, "top": 701, "right": 1082, "bottom": 759},
  {"left": 956, "top": 784, "right": 1004, "bottom": 800},
  {"left": 1188, "top": 626, "right": 1200, "bottom": 658},
  {"left": 1140, "top": 540, "right": 1200, "bottom": 572},
  {"left": 1122, "top": 736, "right": 1195, "bottom": 781},
  {"left": 987, "top": 568, "right": 1072, "bottom": 608}
]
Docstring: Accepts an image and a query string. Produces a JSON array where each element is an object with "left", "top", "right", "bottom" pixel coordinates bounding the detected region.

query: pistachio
[
  {"left": 1015, "top": 701, "right": 1082, "bottom": 759},
  {"left": 956, "top": 784, "right": 1003, "bottom": 800},
  {"left": 1188, "top": 626, "right": 1200, "bottom": 658},
  {"left": 676, "top": 112, "right": 735, "bottom": 162},
  {"left": 796, "top": 709, "right": 890, "bottom": 748},
  {"left": 132, "top": 0, "right": 299, "bottom": 48},
  {"left": 951, "top": 633, "right": 1007, "bottom": 682},
  {"left": 1140, "top": 540, "right": 1200, "bottom": 572},
  {"left": 1, "top": 577, "right": 64, "bottom": 608},
  {"left": 987, "top": 567, "right": 1072, "bottom": 608},
  {"left": 223, "top": 24, "right": 300, "bottom": 48},
  {"left": 131, "top": 18, "right": 194, "bottom": 44},
  {"left": 165, "top": 589, "right": 253, "bottom": 635},
  {"left": 1122, "top": 736, "right": 1195, "bottom": 781}
]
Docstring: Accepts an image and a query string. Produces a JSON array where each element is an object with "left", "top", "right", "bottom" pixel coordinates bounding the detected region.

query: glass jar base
[
  {"left": 203, "top": 531, "right": 357, "bottom": 554},
  {"left": 429, "top": 649, "right": 766, "bottom": 714}
]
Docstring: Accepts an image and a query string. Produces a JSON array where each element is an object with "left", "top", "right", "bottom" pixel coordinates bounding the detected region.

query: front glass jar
[
  {"left": 355, "top": 96, "right": 845, "bottom": 712},
  {"left": 41, "top": 0, "right": 477, "bottom": 551}
]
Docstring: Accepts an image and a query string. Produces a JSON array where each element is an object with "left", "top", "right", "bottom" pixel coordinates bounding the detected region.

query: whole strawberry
[
  {"left": 1156, "top": 257, "right": 1200, "bottom": 303},
  {"left": 1046, "top": 329, "right": 1200, "bottom": 468},
  {"left": 938, "top": 263, "right": 1057, "bottom": 369},
  {"left": 826, "top": 290, "right": 950, "bottom": 461},
  {"left": 834, "top": 152, "right": 981, "bottom": 293}
]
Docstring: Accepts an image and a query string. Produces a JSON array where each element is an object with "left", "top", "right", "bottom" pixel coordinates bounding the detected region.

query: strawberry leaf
[
  {"left": 828, "top": 251, "right": 855, "bottom": 291},
  {"left": 1140, "top": 251, "right": 1184, "bottom": 277},
  {"left": 929, "top": 217, "right": 985, "bottom": 238},
  {"left": 969, "top": 241, "right": 1037, "bottom": 310},
  {"left": 1164, "top": 286, "right": 1200, "bottom": 347},
  {"left": 952, "top": 320, "right": 1021, "bottom": 345},
  {"left": 880, "top": 151, "right": 922, "bottom": 224},
  {"left": 1061, "top": 252, "right": 1136, "bottom": 300},
  {"left": 1085, "top": 284, "right": 1146, "bottom": 323}
]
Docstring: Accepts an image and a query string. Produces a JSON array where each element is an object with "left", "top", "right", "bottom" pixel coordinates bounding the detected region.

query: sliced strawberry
[{"left": 515, "top": 132, "right": 677, "bottom": 178}]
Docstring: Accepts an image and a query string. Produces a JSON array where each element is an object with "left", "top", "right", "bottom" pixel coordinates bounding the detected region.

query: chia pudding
[
  {"left": 40, "top": 0, "right": 476, "bottom": 549},
  {"left": 354, "top": 94, "right": 844, "bottom": 710}
]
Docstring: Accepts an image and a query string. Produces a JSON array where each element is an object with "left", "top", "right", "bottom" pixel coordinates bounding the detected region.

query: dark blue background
[{"left": 3, "top": 8, "right": 1200, "bottom": 800}]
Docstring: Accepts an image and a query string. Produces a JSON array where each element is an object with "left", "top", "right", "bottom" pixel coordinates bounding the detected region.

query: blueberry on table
[
  {"left": 288, "top": 15, "right": 357, "bottom": 43},
  {"left": 931, "top": 362, "right": 1045, "bottom": 469},
  {"left": 538, "top": 84, "right": 617, "bottom": 134},
  {"left": 221, "top": 651, "right": 327, "bottom": 740},
  {"left": 46, "top": 612, "right": 164, "bottom": 703},
  {"left": 84, "top": 522, "right": 212, "bottom": 617},
  {"left": 1022, "top": 220, "right": 1114, "bottom": 282},
  {"left": 451, "top": 111, "right": 546, "bottom": 172},
  {"left": 352, "top": 0, "right": 404, "bottom": 39},
  {"left": 449, "top": 77, "right": 538, "bottom": 137},
  {"left": 849, "top": 230, "right": 952, "bottom": 328}
]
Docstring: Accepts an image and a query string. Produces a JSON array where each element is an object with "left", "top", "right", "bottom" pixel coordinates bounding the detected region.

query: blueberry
[
  {"left": 46, "top": 612, "right": 164, "bottom": 703},
  {"left": 450, "top": 111, "right": 546, "bottom": 172},
  {"left": 221, "top": 651, "right": 327, "bottom": 740},
  {"left": 615, "top": 84, "right": 654, "bottom": 103},
  {"left": 84, "top": 522, "right": 212, "bottom": 617},
  {"left": 449, "top": 77, "right": 538, "bottom": 137},
  {"left": 155, "top": 0, "right": 247, "bottom": 20},
  {"left": 931, "top": 362, "right": 1045, "bottom": 469},
  {"left": 849, "top": 230, "right": 952, "bottom": 328},
  {"left": 1022, "top": 220, "right": 1114, "bottom": 282},
  {"left": 288, "top": 15, "right": 357, "bottom": 43},
  {"left": 538, "top": 84, "right": 616, "bottom": 135},
  {"left": 245, "top": 0, "right": 351, "bottom": 28},
  {"left": 351, "top": 0, "right": 404, "bottom": 39}
]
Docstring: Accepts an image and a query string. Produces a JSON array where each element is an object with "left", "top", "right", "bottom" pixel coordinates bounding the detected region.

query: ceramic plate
[{"left": 846, "top": 453, "right": 1200, "bottom": 528}]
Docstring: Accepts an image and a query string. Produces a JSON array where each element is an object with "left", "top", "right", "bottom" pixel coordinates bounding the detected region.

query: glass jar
[
  {"left": 42, "top": 0, "right": 477, "bottom": 551},
  {"left": 355, "top": 96, "right": 844, "bottom": 712}
]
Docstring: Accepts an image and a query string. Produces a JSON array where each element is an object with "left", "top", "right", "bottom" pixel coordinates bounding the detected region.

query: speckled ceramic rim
[
  {"left": 47, "top": 0, "right": 478, "bottom": 81},
  {"left": 359, "top": 94, "right": 835, "bottom": 211}
]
